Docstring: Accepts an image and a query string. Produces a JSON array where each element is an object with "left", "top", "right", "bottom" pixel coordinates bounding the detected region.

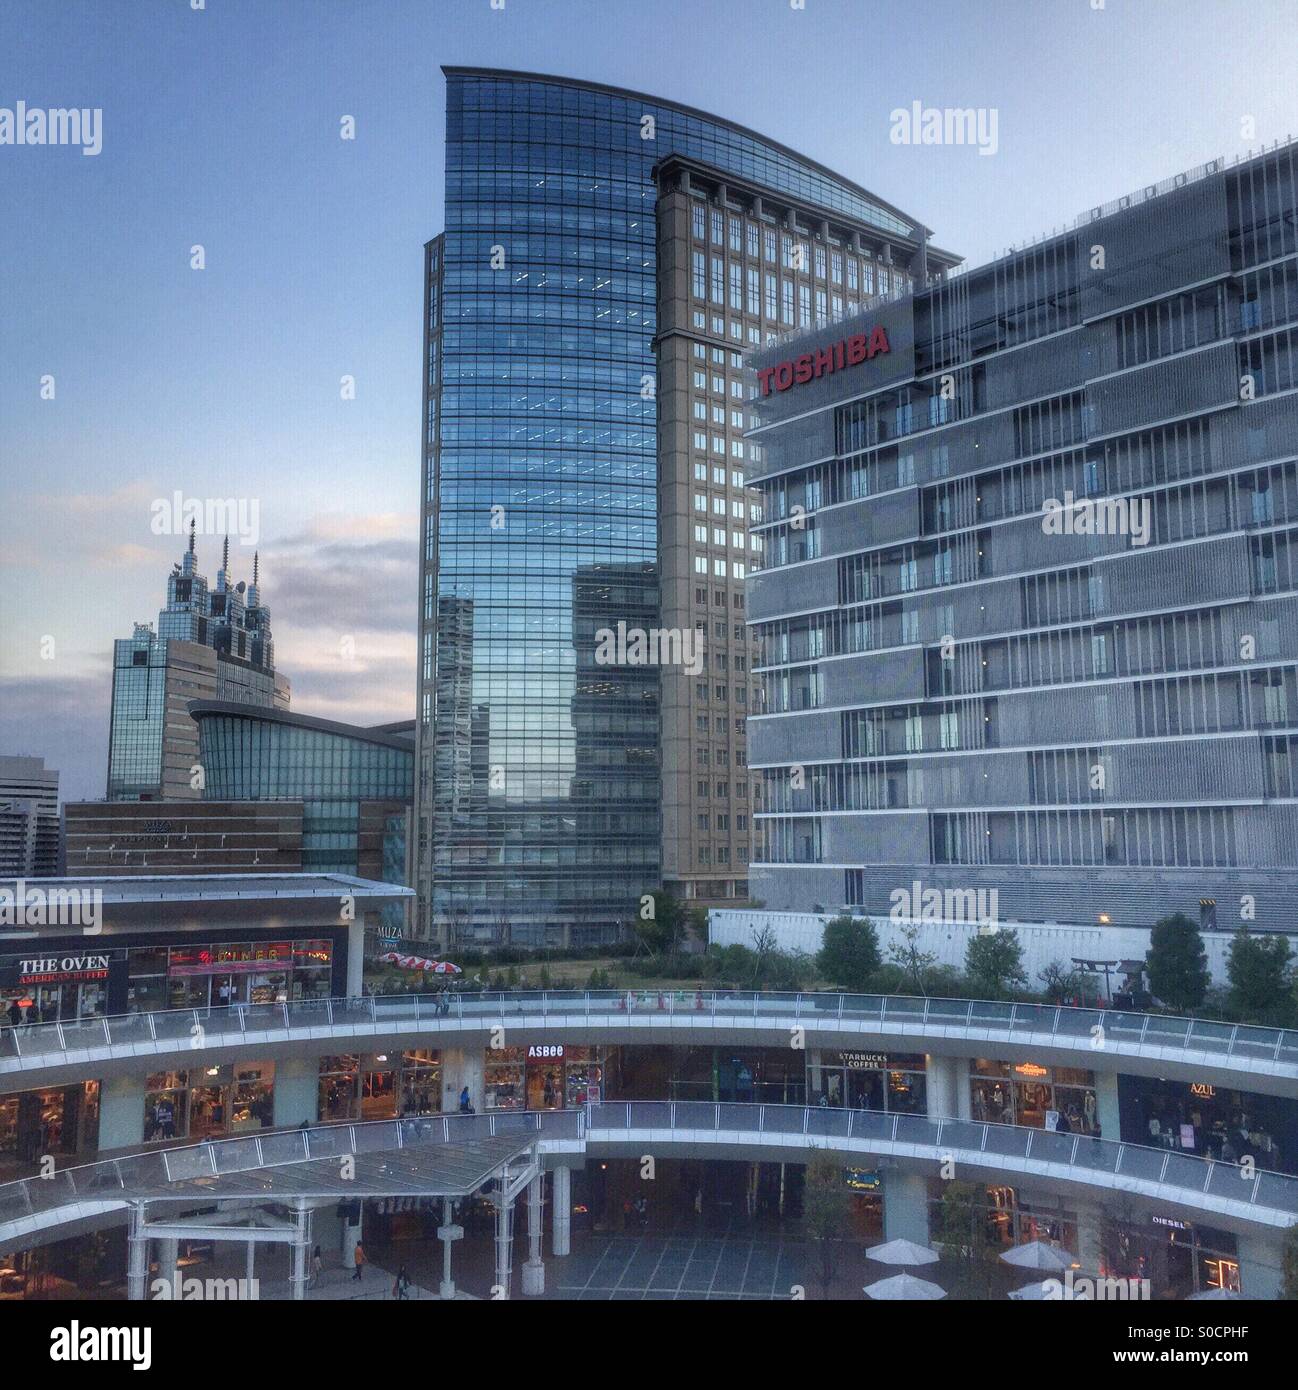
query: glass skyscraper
[{"left": 417, "top": 68, "right": 936, "bottom": 947}]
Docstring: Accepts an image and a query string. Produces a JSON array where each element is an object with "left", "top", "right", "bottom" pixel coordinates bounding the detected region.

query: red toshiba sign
[{"left": 756, "top": 325, "right": 891, "bottom": 397}]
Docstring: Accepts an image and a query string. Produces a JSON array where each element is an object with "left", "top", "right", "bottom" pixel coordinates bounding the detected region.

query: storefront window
[
  {"left": 485, "top": 1046, "right": 607, "bottom": 1111},
  {"left": 145, "top": 1071, "right": 189, "bottom": 1141},
  {"left": 811, "top": 1052, "right": 927, "bottom": 1114},
  {"left": 319, "top": 1055, "right": 360, "bottom": 1122},
  {"left": 130, "top": 939, "right": 335, "bottom": 1013},
  {"left": 1118, "top": 1075, "right": 1297, "bottom": 1173},
  {"left": 400, "top": 1051, "right": 441, "bottom": 1115},
  {"left": 970, "top": 1059, "right": 1098, "bottom": 1134},
  {"left": 0, "top": 1083, "right": 99, "bottom": 1162}
]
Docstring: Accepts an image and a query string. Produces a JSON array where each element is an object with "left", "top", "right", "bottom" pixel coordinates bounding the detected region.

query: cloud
[{"left": 0, "top": 673, "right": 110, "bottom": 803}]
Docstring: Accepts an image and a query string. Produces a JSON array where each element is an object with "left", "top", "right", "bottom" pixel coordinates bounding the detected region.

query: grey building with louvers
[{"left": 745, "top": 145, "right": 1298, "bottom": 933}]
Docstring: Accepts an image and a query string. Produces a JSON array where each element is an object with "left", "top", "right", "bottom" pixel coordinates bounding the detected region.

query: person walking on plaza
[
  {"left": 310, "top": 1244, "right": 323, "bottom": 1289},
  {"left": 393, "top": 1265, "right": 411, "bottom": 1300},
  {"left": 352, "top": 1241, "right": 366, "bottom": 1282}
]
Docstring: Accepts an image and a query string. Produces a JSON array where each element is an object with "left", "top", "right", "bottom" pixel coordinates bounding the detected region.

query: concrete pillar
[
  {"left": 245, "top": 1240, "right": 255, "bottom": 1292},
  {"left": 438, "top": 1197, "right": 463, "bottom": 1300},
  {"left": 127, "top": 1205, "right": 149, "bottom": 1302},
  {"left": 272, "top": 1056, "right": 319, "bottom": 1129},
  {"left": 553, "top": 1166, "right": 572, "bottom": 1257},
  {"left": 1237, "top": 1232, "right": 1283, "bottom": 1299},
  {"left": 289, "top": 1203, "right": 310, "bottom": 1301},
  {"left": 158, "top": 1237, "right": 179, "bottom": 1297},
  {"left": 882, "top": 1170, "right": 930, "bottom": 1245},
  {"left": 521, "top": 1172, "right": 545, "bottom": 1296},
  {"left": 925, "top": 1055, "right": 958, "bottom": 1119},
  {"left": 346, "top": 916, "right": 366, "bottom": 997},
  {"left": 1075, "top": 1201, "right": 1104, "bottom": 1274},
  {"left": 494, "top": 1189, "right": 514, "bottom": 1299},
  {"left": 442, "top": 1047, "right": 485, "bottom": 1117},
  {"left": 1094, "top": 1069, "right": 1120, "bottom": 1143},
  {"left": 341, "top": 1202, "right": 362, "bottom": 1266},
  {"left": 99, "top": 1074, "right": 146, "bottom": 1152}
]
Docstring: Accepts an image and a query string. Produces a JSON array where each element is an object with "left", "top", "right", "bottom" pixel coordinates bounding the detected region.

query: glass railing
[
  {"left": 0, "top": 990, "right": 1294, "bottom": 1072},
  {"left": 0, "top": 1109, "right": 581, "bottom": 1231},
  {"left": 590, "top": 1101, "right": 1298, "bottom": 1218},
  {"left": 1, "top": 1100, "right": 1294, "bottom": 1237}
]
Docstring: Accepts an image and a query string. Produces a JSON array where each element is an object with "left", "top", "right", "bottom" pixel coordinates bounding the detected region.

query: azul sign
[{"left": 756, "top": 326, "right": 891, "bottom": 397}]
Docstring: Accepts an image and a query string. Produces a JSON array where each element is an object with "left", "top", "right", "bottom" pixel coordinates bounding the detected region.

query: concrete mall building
[
  {"left": 743, "top": 142, "right": 1298, "bottom": 935},
  {"left": 415, "top": 68, "right": 958, "bottom": 948}
]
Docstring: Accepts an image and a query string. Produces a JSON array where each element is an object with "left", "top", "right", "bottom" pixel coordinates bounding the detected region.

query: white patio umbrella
[
  {"left": 863, "top": 1272, "right": 946, "bottom": 1301},
  {"left": 865, "top": 1238, "right": 940, "bottom": 1267},
  {"left": 1007, "top": 1279, "right": 1061, "bottom": 1301},
  {"left": 1000, "top": 1240, "right": 1070, "bottom": 1272},
  {"left": 1187, "top": 1286, "right": 1243, "bottom": 1300}
]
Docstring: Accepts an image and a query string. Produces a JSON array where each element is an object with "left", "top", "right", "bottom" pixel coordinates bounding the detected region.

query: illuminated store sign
[
  {"left": 1013, "top": 1062, "right": 1049, "bottom": 1078},
  {"left": 527, "top": 1045, "right": 565, "bottom": 1060},
  {"left": 17, "top": 954, "right": 110, "bottom": 984},
  {"left": 755, "top": 326, "right": 891, "bottom": 396}
]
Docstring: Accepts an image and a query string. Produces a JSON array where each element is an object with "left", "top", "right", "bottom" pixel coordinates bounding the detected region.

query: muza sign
[{"left": 755, "top": 325, "right": 891, "bottom": 397}]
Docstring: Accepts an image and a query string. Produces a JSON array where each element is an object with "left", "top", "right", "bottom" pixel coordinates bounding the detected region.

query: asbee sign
[{"left": 756, "top": 325, "right": 891, "bottom": 397}]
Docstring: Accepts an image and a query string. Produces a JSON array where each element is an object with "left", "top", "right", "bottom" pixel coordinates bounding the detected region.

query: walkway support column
[
  {"left": 438, "top": 1197, "right": 463, "bottom": 1300},
  {"left": 1094, "top": 1069, "right": 1120, "bottom": 1142},
  {"left": 494, "top": 1186, "right": 515, "bottom": 1300},
  {"left": 127, "top": 1204, "right": 149, "bottom": 1302},
  {"left": 1237, "top": 1232, "right": 1283, "bottom": 1299},
  {"left": 552, "top": 1165, "right": 571, "bottom": 1257},
  {"left": 521, "top": 1172, "right": 545, "bottom": 1295},
  {"left": 157, "top": 1237, "right": 179, "bottom": 1298},
  {"left": 882, "top": 1170, "right": 930, "bottom": 1245},
  {"left": 289, "top": 1201, "right": 310, "bottom": 1301}
]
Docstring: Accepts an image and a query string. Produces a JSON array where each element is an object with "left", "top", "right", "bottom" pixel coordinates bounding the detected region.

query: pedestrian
[
  {"left": 352, "top": 1241, "right": 366, "bottom": 1282},
  {"left": 459, "top": 1085, "right": 472, "bottom": 1114},
  {"left": 310, "top": 1244, "right": 323, "bottom": 1288},
  {"left": 6, "top": 1000, "right": 22, "bottom": 1029},
  {"left": 393, "top": 1265, "right": 410, "bottom": 1300}
]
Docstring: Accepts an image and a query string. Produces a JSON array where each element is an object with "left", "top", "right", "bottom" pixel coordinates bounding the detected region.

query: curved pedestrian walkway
[
  {"left": 0, "top": 1102, "right": 1294, "bottom": 1251},
  {"left": 1, "top": 989, "right": 1295, "bottom": 1093}
]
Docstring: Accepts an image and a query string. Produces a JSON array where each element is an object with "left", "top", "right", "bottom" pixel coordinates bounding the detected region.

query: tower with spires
[{"left": 105, "top": 530, "right": 290, "bottom": 801}]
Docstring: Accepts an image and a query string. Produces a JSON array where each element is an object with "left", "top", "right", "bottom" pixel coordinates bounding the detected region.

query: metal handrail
[{"left": 1, "top": 988, "right": 1294, "bottom": 1074}]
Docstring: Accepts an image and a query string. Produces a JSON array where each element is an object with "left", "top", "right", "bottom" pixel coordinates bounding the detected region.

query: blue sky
[{"left": 3, "top": 0, "right": 1297, "bottom": 799}]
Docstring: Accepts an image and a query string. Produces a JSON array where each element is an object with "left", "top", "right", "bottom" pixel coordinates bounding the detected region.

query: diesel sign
[{"left": 756, "top": 326, "right": 891, "bottom": 396}]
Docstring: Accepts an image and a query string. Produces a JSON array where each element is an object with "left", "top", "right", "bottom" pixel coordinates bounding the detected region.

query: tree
[
  {"left": 1226, "top": 927, "right": 1293, "bottom": 1026},
  {"left": 887, "top": 923, "right": 938, "bottom": 996},
  {"left": 1146, "top": 913, "right": 1210, "bottom": 1012},
  {"left": 965, "top": 928, "right": 1028, "bottom": 999},
  {"left": 802, "top": 1148, "right": 850, "bottom": 1297},
  {"left": 934, "top": 1180, "right": 997, "bottom": 1299},
  {"left": 816, "top": 915, "right": 881, "bottom": 991},
  {"left": 634, "top": 890, "right": 686, "bottom": 957},
  {"left": 1038, "top": 959, "right": 1082, "bottom": 1004}
]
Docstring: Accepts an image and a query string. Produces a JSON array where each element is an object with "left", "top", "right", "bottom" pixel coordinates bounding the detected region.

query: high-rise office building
[
  {"left": 415, "top": 67, "right": 951, "bottom": 947},
  {"left": 746, "top": 145, "right": 1298, "bottom": 932},
  {"left": 0, "top": 755, "right": 61, "bottom": 876},
  {"left": 106, "top": 526, "right": 289, "bottom": 801}
]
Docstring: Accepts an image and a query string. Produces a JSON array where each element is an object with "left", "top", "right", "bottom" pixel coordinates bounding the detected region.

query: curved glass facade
[
  {"left": 419, "top": 70, "right": 916, "bottom": 946},
  {"left": 196, "top": 711, "right": 412, "bottom": 911}
]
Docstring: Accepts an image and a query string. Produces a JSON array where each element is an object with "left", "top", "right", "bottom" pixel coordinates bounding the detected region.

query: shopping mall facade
[{"left": 0, "top": 874, "right": 1295, "bottom": 1300}]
